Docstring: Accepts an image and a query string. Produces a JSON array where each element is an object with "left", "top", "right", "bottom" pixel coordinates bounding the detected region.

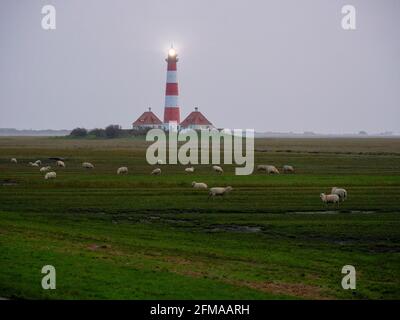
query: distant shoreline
[
  {"left": 0, "top": 128, "right": 398, "bottom": 138},
  {"left": 0, "top": 134, "right": 399, "bottom": 139},
  {"left": 0, "top": 129, "right": 70, "bottom": 137}
]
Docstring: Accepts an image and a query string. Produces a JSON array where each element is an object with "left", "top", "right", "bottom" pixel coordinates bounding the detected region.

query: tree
[
  {"left": 70, "top": 127, "right": 87, "bottom": 137},
  {"left": 105, "top": 125, "right": 122, "bottom": 138},
  {"left": 88, "top": 128, "right": 106, "bottom": 138}
]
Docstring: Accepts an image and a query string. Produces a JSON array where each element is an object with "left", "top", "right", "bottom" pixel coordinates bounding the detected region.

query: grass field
[{"left": 0, "top": 137, "right": 399, "bottom": 299}]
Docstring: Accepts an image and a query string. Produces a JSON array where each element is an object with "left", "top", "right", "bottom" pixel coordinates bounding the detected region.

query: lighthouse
[
  {"left": 163, "top": 46, "right": 180, "bottom": 130},
  {"left": 132, "top": 46, "right": 215, "bottom": 132}
]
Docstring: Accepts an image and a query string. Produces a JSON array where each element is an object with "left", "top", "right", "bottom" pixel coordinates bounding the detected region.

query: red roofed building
[
  {"left": 132, "top": 108, "right": 163, "bottom": 129},
  {"left": 180, "top": 107, "right": 214, "bottom": 130}
]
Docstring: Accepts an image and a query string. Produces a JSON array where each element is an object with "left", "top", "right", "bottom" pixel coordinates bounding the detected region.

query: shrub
[
  {"left": 70, "top": 127, "right": 87, "bottom": 137},
  {"left": 105, "top": 125, "right": 122, "bottom": 138},
  {"left": 88, "top": 128, "right": 106, "bottom": 138}
]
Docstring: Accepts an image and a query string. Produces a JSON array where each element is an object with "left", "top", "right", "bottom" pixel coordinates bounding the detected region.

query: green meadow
[{"left": 0, "top": 137, "right": 399, "bottom": 299}]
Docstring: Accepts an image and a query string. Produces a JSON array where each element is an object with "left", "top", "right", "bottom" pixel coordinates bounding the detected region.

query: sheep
[
  {"left": 11, "top": 158, "right": 17, "bottom": 164},
  {"left": 257, "top": 165, "right": 279, "bottom": 174},
  {"left": 257, "top": 165, "right": 267, "bottom": 172},
  {"left": 192, "top": 181, "right": 208, "bottom": 190},
  {"left": 331, "top": 187, "right": 347, "bottom": 201},
  {"left": 117, "top": 167, "right": 128, "bottom": 175},
  {"left": 29, "top": 162, "right": 39, "bottom": 167},
  {"left": 157, "top": 159, "right": 163, "bottom": 165},
  {"left": 212, "top": 165, "right": 223, "bottom": 174},
  {"left": 34, "top": 160, "right": 42, "bottom": 166},
  {"left": 56, "top": 160, "right": 65, "bottom": 168},
  {"left": 185, "top": 167, "right": 195, "bottom": 173},
  {"left": 282, "top": 165, "right": 295, "bottom": 174},
  {"left": 320, "top": 193, "right": 340, "bottom": 206},
  {"left": 263, "top": 166, "right": 277, "bottom": 174},
  {"left": 208, "top": 186, "right": 233, "bottom": 198},
  {"left": 44, "top": 172, "right": 57, "bottom": 180},
  {"left": 40, "top": 166, "right": 51, "bottom": 173},
  {"left": 82, "top": 162, "right": 94, "bottom": 169},
  {"left": 266, "top": 165, "right": 279, "bottom": 174},
  {"left": 151, "top": 168, "right": 161, "bottom": 175}
]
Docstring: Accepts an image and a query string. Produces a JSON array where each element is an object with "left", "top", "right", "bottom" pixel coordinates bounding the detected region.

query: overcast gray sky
[{"left": 0, "top": 0, "right": 399, "bottom": 133}]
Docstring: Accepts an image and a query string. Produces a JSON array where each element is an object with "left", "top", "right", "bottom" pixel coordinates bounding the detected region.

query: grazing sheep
[
  {"left": 157, "top": 159, "right": 163, "bottom": 165},
  {"left": 212, "top": 165, "right": 224, "bottom": 174},
  {"left": 56, "top": 160, "right": 65, "bottom": 168},
  {"left": 266, "top": 165, "right": 279, "bottom": 174},
  {"left": 192, "top": 181, "right": 208, "bottom": 190},
  {"left": 11, "top": 158, "right": 17, "bottom": 164},
  {"left": 267, "top": 166, "right": 279, "bottom": 174},
  {"left": 257, "top": 165, "right": 267, "bottom": 172},
  {"left": 82, "top": 162, "right": 94, "bottom": 169},
  {"left": 34, "top": 160, "right": 42, "bottom": 166},
  {"left": 44, "top": 172, "right": 57, "bottom": 180},
  {"left": 331, "top": 187, "right": 347, "bottom": 201},
  {"left": 40, "top": 166, "right": 51, "bottom": 173},
  {"left": 151, "top": 168, "right": 161, "bottom": 175},
  {"left": 208, "top": 186, "right": 233, "bottom": 198},
  {"left": 320, "top": 193, "right": 340, "bottom": 206},
  {"left": 282, "top": 165, "right": 295, "bottom": 174},
  {"left": 185, "top": 167, "right": 195, "bottom": 173},
  {"left": 257, "top": 165, "right": 279, "bottom": 174},
  {"left": 117, "top": 167, "right": 128, "bottom": 175},
  {"left": 29, "top": 162, "right": 39, "bottom": 167}
]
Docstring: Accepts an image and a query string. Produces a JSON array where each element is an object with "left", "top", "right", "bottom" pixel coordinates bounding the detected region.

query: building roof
[
  {"left": 180, "top": 107, "right": 213, "bottom": 127},
  {"left": 132, "top": 108, "right": 163, "bottom": 126}
]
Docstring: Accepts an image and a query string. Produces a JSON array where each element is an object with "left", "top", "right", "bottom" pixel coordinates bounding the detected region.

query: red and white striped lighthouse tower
[{"left": 163, "top": 46, "right": 180, "bottom": 130}]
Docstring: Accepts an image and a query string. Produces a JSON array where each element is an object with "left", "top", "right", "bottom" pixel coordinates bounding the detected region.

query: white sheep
[
  {"left": 192, "top": 181, "right": 208, "bottom": 190},
  {"left": 40, "top": 166, "right": 51, "bottom": 173},
  {"left": 185, "top": 167, "right": 195, "bottom": 173},
  {"left": 34, "top": 160, "right": 42, "bottom": 166},
  {"left": 11, "top": 158, "right": 17, "bottom": 164},
  {"left": 208, "top": 186, "right": 233, "bottom": 198},
  {"left": 256, "top": 165, "right": 267, "bottom": 172},
  {"left": 257, "top": 165, "right": 279, "bottom": 174},
  {"left": 29, "top": 162, "right": 39, "bottom": 167},
  {"left": 266, "top": 165, "right": 279, "bottom": 174},
  {"left": 282, "top": 165, "right": 295, "bottom": 174},
  {"left": 331, "top": 187, "right": 347, "bottom": 201},
  {"left": 151, "top": 168, "right": 161, "bottom": 175},
  {"left": 82, "top": 162, "right": 94, "bottom": 169},
  {"left": 56, "top": 160, "right": 65, "bottom": 168},
  {"left": 212, "top": 165, "right": 223, "bottom": 174},
  {"left": 320, "top": 193, "right": 340, "bottom": 206},
  {"left": 117, "top": 167, "right": 128, "bottom": 175},
  {"left": 44, "top": 172, "right": 57, "bottom": 180}
]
